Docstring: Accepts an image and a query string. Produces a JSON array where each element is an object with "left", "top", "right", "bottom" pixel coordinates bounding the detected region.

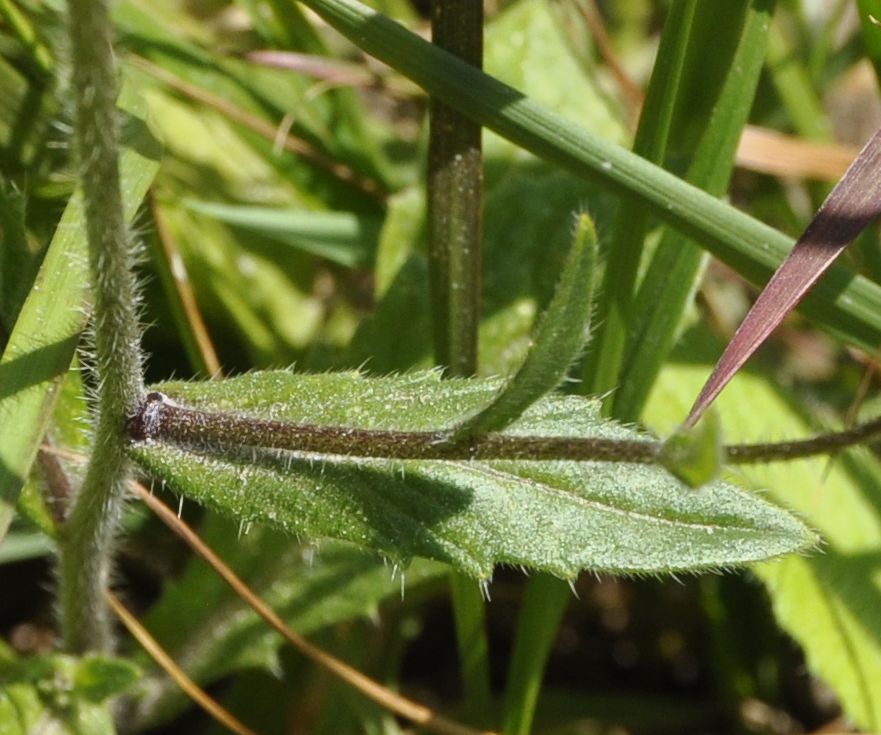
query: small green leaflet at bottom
[
  {"left": 127, "top": 371, "right": 816, "bottom": 579},
  {"left": 0, "top": 640, "right": 139, "bottom": 735}
]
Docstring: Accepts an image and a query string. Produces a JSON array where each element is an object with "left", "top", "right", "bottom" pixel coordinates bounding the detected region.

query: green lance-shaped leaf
[
  {"left": 127, "top": 370, "right": 815, "bottom": 579},
  {"left": 452, "top": 213, "right": 598, "bottom": 440}
]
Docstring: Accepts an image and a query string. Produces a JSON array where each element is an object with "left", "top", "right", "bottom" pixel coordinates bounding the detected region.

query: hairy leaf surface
[{"left": 128, "top": 371, "right": 815, "bottom": 579}]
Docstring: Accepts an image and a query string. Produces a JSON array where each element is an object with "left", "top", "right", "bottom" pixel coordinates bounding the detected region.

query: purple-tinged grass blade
[{"left": 686, "top": 125, "right": 881, "bottom": 427}]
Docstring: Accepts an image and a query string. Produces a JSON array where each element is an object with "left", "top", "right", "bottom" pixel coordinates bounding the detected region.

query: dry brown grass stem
[
  {"left": 131, "top": 480, "right": 498, "bottom": 735},
  {"left": 105, "top": 589, "right": 259, "bottom": 735}
]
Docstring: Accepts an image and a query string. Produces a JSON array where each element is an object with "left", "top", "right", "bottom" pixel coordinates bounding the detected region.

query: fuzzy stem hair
[{"left": 58, "top": 0, "right": 145, "bottom": 654}]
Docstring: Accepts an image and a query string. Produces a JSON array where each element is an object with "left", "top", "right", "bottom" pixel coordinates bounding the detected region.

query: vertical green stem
[
  {"left": 427, "top": 0, "right": 492, "bottom": 718},
  {"left": 501, "top": 574, "right": 571, "bottom": 735},
  {"left": 59, "top": 0, "right": 144, "bottom": 653},
  {"left": 448, "top": 575, "right": 492, "bottom": 718},
  {"left": 428, "top": 0, "right": 483, "bottom": 377}
]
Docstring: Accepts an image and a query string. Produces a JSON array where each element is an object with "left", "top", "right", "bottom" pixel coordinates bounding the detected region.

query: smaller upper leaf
[
  {"left": 452, "top": 212, "right": 598, "bottom": 439},
  {"left": 128, "top": 370, "right": 815, "bottom": 579}
]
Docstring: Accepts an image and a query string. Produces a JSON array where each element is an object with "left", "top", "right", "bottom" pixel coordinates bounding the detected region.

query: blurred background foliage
[{"left": 4, "top": 0, "right": 881, "bottom": 733}]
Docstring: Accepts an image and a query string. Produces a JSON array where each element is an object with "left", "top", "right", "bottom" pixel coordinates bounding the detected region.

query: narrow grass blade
[
  {"left": 183, "top": 200, "right": 380, "bottom": 268},
  {"left": 687, "top": 125, "right": 881, "bottom": 426},
  {"left": 614, "top": 0, "right": 773, "bottom": 422},
  {"left": 583, "top": 0, "right": 697, "bottom": 397},
  {"left": 453, "top": 213, "right": 597, "bottom": 439},
  {"left": 0, "top": 531, "right": 55, "bottom": 564},
  {"left": 0, "top": 184, "right": 39, "bottom": 340},
  {"left": 501, "top": 574, "right": 570, "bottom": 735}
]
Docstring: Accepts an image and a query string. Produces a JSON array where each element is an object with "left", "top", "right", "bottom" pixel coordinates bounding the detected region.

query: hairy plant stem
[
  {"left": 426, "top": 1, "right": 491, "bottom": 721},
  {"left": 130, "top": 392, "right": 881, "bottom": 466},
  {"left": 427, "top": 0, "right": 483, "bottom": 377},
  {"left": 59, "top": 0, "right": 144, "bottom": 654}
]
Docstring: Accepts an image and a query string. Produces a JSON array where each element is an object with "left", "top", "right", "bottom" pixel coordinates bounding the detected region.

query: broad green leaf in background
[
  {"left": 0, "top": 108, "right": 160, "bottom": 544},
  {"left": 645, "top": 327, "right": 881, "bottom": 731},
  {"left": 128, "top": 371, "right": 815, "bottom": 579},
  {"left": 482, "top": 0, "right": 625, "bottom": 155},
  {"left": 479, "top": 0, "right": 621, "bottom": 377}
]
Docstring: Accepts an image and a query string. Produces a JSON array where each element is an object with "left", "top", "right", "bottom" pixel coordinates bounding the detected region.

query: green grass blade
[
  {"left": 501, "top": 574, "right": 570, "bottom": 735},
  {"left": 0, "top": 183, "right": 40, "bottom": 339},
  {"left": 0, "top": 531, "right": 55, "bottom": 564},
  {"left": 613, "top": 0, "right": 774, "bottom": 422},
  {"left": 296, "top": 0, "right": 881, "bottom": 356},
  {"left": 183, "top": 200, "right": 381, "bottom": 267},
  {"left": 766, "top": 18, "right": 833, "bottom": 142},
  {"left": 583, "top": 0, "right": 697, "bottom": 398},
  {"left": 0, "top": 0, "right": 53, "bottom": 77},
  {"left": 0, "top": 113, "right": 160, "bottom": 544},
  {"left": 856, "top": 0, "right": 881, "bottom": 83},
  {"left": 448, "top": 573, "right": 491, "bottom": 721}
]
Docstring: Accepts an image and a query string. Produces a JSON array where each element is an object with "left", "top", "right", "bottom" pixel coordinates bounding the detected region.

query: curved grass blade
[
  {"left": 686, "top": 125, "right": 881, "bottom": 426},
  {"left": 127, "top": 371, "right": 815, "bottom": 579},
  {"left": 452, "top": 213, "right": 597, "bottom": 440}
]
